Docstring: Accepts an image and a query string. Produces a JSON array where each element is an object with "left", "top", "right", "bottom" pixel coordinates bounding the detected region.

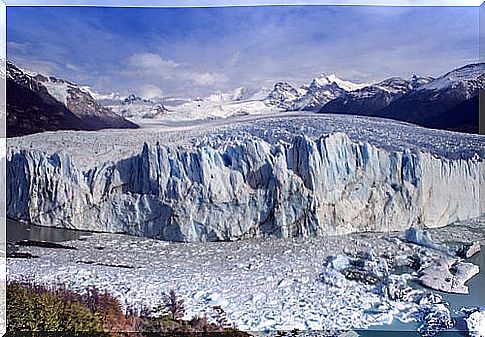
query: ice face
[{"left": 6, "top": 127, "right": 483, "bottom": 241}]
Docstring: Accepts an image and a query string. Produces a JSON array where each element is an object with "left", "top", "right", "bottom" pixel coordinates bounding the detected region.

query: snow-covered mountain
[
  {"left": 264, "top": 74, "right": 367, "bottom": 111},
  {"left": 204, "top": 87, "right": 263, "bottom": 102},
  {"left": 86, "top": 90, "right": 126, "bottom": 106},
  {"left": 376, "top": 63, "right": 485, "bottom": 133},
  {"left": 106, "top": 87, "right": 281, "bottom": 121},
  {"left": 107, "top": 93, "right": 170, "bottom": 119},
  {"left": 99, "top": 73, "right": 368, "bottom": 121},
  {"left": 320, "top": 75, "right": 433, "bottom": 116},
  {"left": 265, "top": 81, "right": 302, "bottom": 109},
  {"left": 14, "top": 61, "right": 479, "bottom": 133},
  {"left": 293, "top": 73, "right": 367, "bottom": 111},
  {"left": 417, "top": 63, "right": 484, "bottom": 96},
  {"left": 6, "top": 61, "right": 138, "bottom": 137},
  {"left": 231, "top": 86, "right": 261, "bottom": 101},
  {"left": 312, "top": 73, "right": 366, "bottom": 92},
  {"left": 318, "top": 63, "right": 484, "bottom": 133}
]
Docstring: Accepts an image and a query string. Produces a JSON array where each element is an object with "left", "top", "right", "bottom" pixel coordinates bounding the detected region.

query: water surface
[{"left": 7, "top": 218, "right": 92, "bottom": 242}]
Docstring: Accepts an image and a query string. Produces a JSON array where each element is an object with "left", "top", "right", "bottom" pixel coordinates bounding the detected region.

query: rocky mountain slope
[
  {"left": 108, "top": 94, "right": 170, "bottom": 119},
  {"left": 320, "top": 76, "right": 433, "bottom": 116},
  {"left": 6, "top": 61, "right": 138, "bottom": 137},
  {"left": 264, "top": 74, "right": 366, "bottom": 111},
  {"left": 92, "top": 63, "right": 481, "bottom": 134},
  {"left": 375, "top": 63, "right": 484, "bottom": 133}
]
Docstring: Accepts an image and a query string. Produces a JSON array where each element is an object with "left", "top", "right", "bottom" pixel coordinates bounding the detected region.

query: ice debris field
[{"left": 7, "top": 217, "right": 485, "bottom": 334}]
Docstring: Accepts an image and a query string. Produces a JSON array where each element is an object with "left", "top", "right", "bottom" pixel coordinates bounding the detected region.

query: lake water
[
  {"left": 7, "top": 218, "right": 483, "bottom": 336},
  {"left": 358, "top": 246, "right": 484, "bottom": 337},
  {"left": 7, "top": 218, "right": 92, "bottom": 242}
]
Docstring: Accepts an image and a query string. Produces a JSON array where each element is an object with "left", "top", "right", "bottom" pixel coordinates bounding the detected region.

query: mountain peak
[
  {"left": 311, "top": 73, "right": 338, "bottom": 87},
  {"left": 418, "top": 62, "right": 485, "bottom": 95},
  {"left": 442, "top": 62, "right": 485, "bottom": 80},
  {"left": 311, "top": 72, "right": 366, "bottom": 92}
]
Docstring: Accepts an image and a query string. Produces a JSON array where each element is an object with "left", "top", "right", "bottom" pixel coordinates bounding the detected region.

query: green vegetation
[
  {"left": 7, "top": 282, "right": 107, "bottom": 336},
  {"left": 7, "top": 281, "right": 250, "bottom": 337}
]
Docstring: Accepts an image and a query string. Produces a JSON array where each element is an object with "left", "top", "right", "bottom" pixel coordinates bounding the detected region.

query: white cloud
[
  {"left": 13, "top": 58, "right": 60, "bottom": 75},
  {"left": 7, "top": 41, "right": 29, "bottom": 50},
  {"left": 129, "top": 53, "right": 180, "bottom": 71},
  {"left": 184, "top": 71, "right": 228, "bottom": 86},
  {"left": 65, "top": 62, "right": 80, "bottom": 71},
  {"left": 124, "top": 52, "right": 228, "bottom": 91},
  {"left": 139, "top": 84, "right": 164, "bottom": 99}
]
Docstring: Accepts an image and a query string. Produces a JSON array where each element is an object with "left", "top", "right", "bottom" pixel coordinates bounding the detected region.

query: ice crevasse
[{"left": 6, "top": 132, "right": 484, "bottom": 241}]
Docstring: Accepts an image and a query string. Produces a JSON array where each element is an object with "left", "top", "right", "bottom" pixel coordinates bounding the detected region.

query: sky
[{"left": 6, "top": 5, "right": 480, "bottom": 98}]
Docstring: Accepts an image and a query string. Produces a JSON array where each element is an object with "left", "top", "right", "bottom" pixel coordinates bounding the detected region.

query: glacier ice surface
[{"left": 6, "top": 114, "right": 484, "bottom": 241}]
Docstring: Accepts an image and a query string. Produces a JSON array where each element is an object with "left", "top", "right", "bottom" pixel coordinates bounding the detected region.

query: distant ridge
[
  {"left": 263, "top": 63, "right": 483, "bottom": 134},
  {"left": 6, "top": 61, "right": 138, "bottom": 138}
]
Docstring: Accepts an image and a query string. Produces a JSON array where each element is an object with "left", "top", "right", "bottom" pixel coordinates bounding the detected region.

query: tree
[{"left": 161, "top": 289, "right": 185, "bottom": 320}]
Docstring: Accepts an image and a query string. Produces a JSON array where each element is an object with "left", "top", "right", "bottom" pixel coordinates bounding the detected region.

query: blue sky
[{"left": 6, "top": 5, "right": 480, "bottom": 98}]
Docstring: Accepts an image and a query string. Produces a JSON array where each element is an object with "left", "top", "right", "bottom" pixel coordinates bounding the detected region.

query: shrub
[
  {"left": 7, "top": 282, "right": 251, "bottom": 337},
  {"left": 7, "top": 281, "right": 107, "bottom": 335},
  {"left": 82, "top": 286, "right": 134, "bottom": 333},
  {"left": 189, "top": 315, "right": 210, "bottom": 332}
]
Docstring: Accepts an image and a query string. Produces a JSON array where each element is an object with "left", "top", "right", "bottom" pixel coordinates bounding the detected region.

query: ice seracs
[
  {"left": 6, "top": 116, "right": 483, "bottom": 241},
  {"left": 405, "top": 227, "right": 441, "bottom": 250}
]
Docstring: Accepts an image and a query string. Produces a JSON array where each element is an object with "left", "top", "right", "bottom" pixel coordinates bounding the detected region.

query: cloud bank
[{"left": 7, "top": 5, "right": 479, "bottom": 98}]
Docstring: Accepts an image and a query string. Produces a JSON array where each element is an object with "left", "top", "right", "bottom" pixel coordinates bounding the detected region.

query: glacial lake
[
  {"left": 358, "top": 244, "right": 484, "bottom": 337},
  {"left": 7, "top": 218, "right": 483, "bottom": 336},
  {"left": 7, "top": 218, "right": 92, "bottom": 242}
]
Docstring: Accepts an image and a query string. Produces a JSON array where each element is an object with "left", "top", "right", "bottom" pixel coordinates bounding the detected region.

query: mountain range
[
  {"left": 267, "top": 63, "right": 483, "bottom": 133},
  {"left": 5, "top": 60, "right": 483, "bottom": 136}
]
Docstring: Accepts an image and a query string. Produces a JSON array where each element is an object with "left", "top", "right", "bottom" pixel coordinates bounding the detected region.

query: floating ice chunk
[
  {"left": 405, "top": 227, "right": 439, "bottom": 250},
  {"left": 465, "top": 307, "right": 485, "bottom": 337},
  {"left": 457, "top": 241, "right": 481, "bottom": 259},
  {"left": 417, "top": 303, "right": 454, "bottom": 337},
  {"left": 328, "top": 254, "right": 350, "bottom": 271},
  {"left": 420, "top": 258, "right": 479, "bottom": 294}
]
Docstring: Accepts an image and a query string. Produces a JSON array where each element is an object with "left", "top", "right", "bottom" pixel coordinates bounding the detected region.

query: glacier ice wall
[{"left": 6, "top": 133, "right": 483, "bottom": 241}]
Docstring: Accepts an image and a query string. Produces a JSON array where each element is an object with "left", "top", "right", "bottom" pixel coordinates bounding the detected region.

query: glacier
[{"left": 6, "top": 117, "right": 484, "bottom": 242}]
